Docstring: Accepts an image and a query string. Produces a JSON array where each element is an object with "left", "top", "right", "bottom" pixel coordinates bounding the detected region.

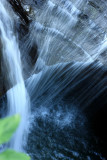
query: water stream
[
  {"left": 0, "top": 0, "right": 30, "bottom": 151},
  {"left": 0, "top": 0, "right": 107, "bottom": 159}
]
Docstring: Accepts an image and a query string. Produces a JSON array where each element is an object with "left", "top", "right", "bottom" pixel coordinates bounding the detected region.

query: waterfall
[
  {"left": 24, "top": 0, "right": 106, "bottom": 67},
  {"left": 0, "top": 0, "right": 106, "bottom": 159},
  {"left": 0, "top": 0, "right": 30, "bottom": 151},
  {"left": 23, "top": 0, "right": 106, "bottom": 159}
]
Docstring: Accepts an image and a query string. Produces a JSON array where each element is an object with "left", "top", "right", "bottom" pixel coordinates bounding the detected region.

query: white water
[
  {"left": 0, "top": 0, "right": 30, "bottom": 151},
  {"left": 23, "top": 0, "right": 106, "bottom": 69},
  {"left": 0, "top": 0, "right": 106, "bottom": 159}
]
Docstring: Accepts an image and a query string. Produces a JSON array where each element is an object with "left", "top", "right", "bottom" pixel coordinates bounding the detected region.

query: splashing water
[{"left": 0, "top": 0, "right": 107, "bottom": 159}]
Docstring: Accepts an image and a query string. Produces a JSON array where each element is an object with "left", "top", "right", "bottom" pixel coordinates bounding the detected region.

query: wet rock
[
  {"left": 78, "top": 13, "right": 88, "bottom": 20},
  {"left": 0, "top": 95, "right": 7, "bottom": 118},
  {"left": 88, "top": 1, "right": 100, "bottom": 10},
  {"left": 8, "top": 0, "right": 31, "bottom": 41},
  {"left": 8, "top": 0, "right": 29, "bottom": 25},
  {"left": 28, "top": 45, "right": 38, "bottom": 66},
  {"left": 22, "top": 0, "right": 47, "bottom": 8}
]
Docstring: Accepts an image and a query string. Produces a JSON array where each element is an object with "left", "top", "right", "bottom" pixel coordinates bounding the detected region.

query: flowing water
[
  {"left": 0, "top": 0, "right": 30, "bottom": 151},
  {"left": 0, "top": 0, "right": 107, "bottom": 159}
]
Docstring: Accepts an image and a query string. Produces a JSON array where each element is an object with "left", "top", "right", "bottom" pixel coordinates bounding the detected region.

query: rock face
[{"left": 8, "top": 0, "right": 29, "bottom": 25}]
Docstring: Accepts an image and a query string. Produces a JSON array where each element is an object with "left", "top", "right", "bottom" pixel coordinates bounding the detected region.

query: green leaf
[
  {"left": 0, "top": 114, "right": 20, "bottom": 144},
  {"left": 0, "top": 149, "right": 30, "bottom": 160}
]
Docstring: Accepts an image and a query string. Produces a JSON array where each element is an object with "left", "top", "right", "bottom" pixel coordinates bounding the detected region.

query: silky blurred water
[
  {"left": 0, "top": 0, "right": 30, "bottom": 151},
  {"left": 0, "top": 0, "right": 107, "bottom": 159}
]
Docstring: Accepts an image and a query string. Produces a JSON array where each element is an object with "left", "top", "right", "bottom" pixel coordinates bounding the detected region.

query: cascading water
[
  {"left": 0, "top": 0, "right": 107, "bottom": 159},
  {"left": 23, "top": 0, "right": 106, "bottom": 159},
  {"left": 0, "top": 0, "right": 30, "bottom": 151}
]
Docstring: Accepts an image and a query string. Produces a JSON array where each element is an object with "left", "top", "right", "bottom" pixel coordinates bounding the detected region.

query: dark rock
[
  {"left": 78, "top": 13, "right": 88, "bottom": 20},
  {"left": 8, "top": 0, "right": 30, "bottom": 25},
  {"left": 22, "top": 0, "right": 47, "bottom": 8},
  {"left": 88, "top": 1, "right": 100, "bottom": 10},
  {"left": 28, "top": 45, "right": 38, "bottom": 66},
  {"left": 0, "top": 95, "right": 7, "bottom": 118}
]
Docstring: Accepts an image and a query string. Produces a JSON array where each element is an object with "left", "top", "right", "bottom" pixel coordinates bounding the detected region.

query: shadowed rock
[{"left": 8, "top": 0, "right": 29, "bottom": 25}]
